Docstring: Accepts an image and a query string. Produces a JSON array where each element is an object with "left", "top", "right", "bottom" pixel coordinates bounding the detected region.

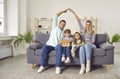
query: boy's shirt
[{"left": 63, "top": 37, "right": 73, "bottom": 42}]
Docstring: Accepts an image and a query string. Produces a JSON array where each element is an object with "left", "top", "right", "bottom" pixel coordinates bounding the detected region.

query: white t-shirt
[{"left": 46, "top": 15, "right": 64, "bottom": 47}]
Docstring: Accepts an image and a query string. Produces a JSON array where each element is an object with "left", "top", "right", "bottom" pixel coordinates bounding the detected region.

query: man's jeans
[{"left": 40, "top": 44, "right": 63, "bottom": 67}]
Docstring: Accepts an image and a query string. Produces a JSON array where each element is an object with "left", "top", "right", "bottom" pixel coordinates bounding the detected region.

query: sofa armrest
[
  {"left": 99, "top": 43, "right": 115, "bottom": 50},
  {"left": 29, "top": 43, "right": 43, "bottom": 50}
]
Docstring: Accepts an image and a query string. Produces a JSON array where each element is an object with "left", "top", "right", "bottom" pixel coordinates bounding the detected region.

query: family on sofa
[{"left": 37, "top": 8, "right": 97, "bottom": 74}]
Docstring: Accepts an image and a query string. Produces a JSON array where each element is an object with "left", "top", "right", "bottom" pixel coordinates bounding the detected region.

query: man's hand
[
  {"left": 63, "top": 8, "right": 71, "bottom": 13},
  {"left": 59, "top": 41, "right": 62, "bottom": 44},
  {"left": 56, "top": 8, "right": 70, "bottom": 16},
  {"left": 67, "top": 8, "right": 75, "bottom": 13}
]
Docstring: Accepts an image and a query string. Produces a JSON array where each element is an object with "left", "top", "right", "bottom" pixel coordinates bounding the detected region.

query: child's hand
[{"left": 80, "top": 44, "right": 84, "bottom": 46}]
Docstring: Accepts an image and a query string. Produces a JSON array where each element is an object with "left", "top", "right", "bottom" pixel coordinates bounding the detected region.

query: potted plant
[
  {"left": 106, "top": 33, "right": 120, "bottom": 53},
  {"left": 0, "top": 21, "right": 2, "bottom": 25},
  {"left": 14, "top": 31, "right": 34, "bottom": 48},
  {"left": 106, "top": 33, "right": 120, "bottom": 44}
]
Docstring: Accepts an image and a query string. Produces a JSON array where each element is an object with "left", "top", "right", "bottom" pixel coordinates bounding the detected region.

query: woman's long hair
[
  {"left": 73, "top": 32, "right": 82, "bottom": 45},
  {"left": 84, "top": 20, "right": 95, "bottom": 35}
]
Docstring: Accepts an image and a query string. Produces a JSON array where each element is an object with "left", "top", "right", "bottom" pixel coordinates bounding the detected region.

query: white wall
[
  {"left": 18, "top": 0, "right": 30, "bottom": 34},
  {"left": 6, "top": 0, "right": 30, "bottom": 35},
  {"left": 6, "top": 0, "right": 18, "bottom": 36},
  {"left": 15, "top": 0, "right": 120, "bottom": 55},
  {"left": 29, "top": 0, "right": 120, "bottom": 36}
]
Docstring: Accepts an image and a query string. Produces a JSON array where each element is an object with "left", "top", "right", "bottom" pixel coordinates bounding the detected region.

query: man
[{"left": 37, "top": 9, "right": 69, "bottom": 74}]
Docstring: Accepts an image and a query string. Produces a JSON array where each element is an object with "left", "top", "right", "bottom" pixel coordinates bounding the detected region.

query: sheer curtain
[{"left": 0, "top": 0, "right": 4, "bottom": 34}]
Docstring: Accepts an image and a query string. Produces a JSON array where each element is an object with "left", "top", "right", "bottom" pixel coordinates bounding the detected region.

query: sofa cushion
[
  {"left": 29, "top": 43, "right": 43, "bottom": 50},
  {"left": 35, "top": 32, "right": 50, "bottom": 45},
  {"left": 99, "top": 43, "right": 115, "bottom": 50},
  {"left": 92, "top": 48, "right": 106, "bottom": 56},
  {"left": 35, "top": 48, "right": 105, "bottom": 57},
  {"left": 35, "top": 49, "right": 56, "bottom": 56}
]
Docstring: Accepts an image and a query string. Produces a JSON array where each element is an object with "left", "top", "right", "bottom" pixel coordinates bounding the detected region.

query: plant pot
[
  {"left": 113, "top": 43, "right": 120, "bottom": 53},
  {"left": 25, "top": 43, "right": 30, "bottom": 48}
]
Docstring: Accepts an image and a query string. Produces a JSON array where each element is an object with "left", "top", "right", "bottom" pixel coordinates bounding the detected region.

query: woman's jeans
[
  {"left": 40, "top": 44, "right": 63, "bottom": 67},
  {"left": 79, "top": 43, "right": 96, "bottom": 64}
]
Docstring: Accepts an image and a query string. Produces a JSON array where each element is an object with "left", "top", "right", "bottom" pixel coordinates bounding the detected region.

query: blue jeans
[
  {"left": 62, "top": 46, "right": 72, "bottom": 58},
  {"left": 74, "top": 46, "right": 80, "bottom": 53},
  {"left": 79, "top": 43, "right": 96, "bottom": 64},
  {"left": 40, "top": 44, "right": 63, "bottom": 67}
]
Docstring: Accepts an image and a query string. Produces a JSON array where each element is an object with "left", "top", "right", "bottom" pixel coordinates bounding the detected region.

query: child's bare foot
[
  {"left": 71, "top": 49, "right": 75, "bottom": 57},
  {"left": 61, "top": 56, "right": 65, "bottom": 62}
]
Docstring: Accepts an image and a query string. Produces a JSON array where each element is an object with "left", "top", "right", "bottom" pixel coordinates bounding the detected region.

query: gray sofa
[{"left": 27, "top": 33, "right": 114, "bottom": 70}]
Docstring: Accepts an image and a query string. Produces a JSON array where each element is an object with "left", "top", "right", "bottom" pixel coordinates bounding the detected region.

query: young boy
[{"left": 60, "top": 29, "right": 73, "bottom": 63}]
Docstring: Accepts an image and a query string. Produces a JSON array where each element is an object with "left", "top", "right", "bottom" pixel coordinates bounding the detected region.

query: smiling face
[
  {"left": 74, "top": 33, "right": 80, "bottom": 40},
  {"left": 85, "top": 20, "right": 92, "bottom": 31},
  {"left": 59, "top": 20, "right": 66, "bottom": 30},
  {"left": 65, "top": 32, "right": 71, "bottom": 38},
  {"left": 64, "top": 29, "right": 71, "bottom": 38}
]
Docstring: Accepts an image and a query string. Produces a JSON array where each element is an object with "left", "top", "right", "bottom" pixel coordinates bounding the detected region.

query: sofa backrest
[
  {"left": 94, "top": 34, "right": 107, "bottom": 47},
  {"left": 34, "top": 32, "right": 50, "bottom": 45},
  {"left": 34, "top": 32, "right": 107, "bottom": 47}
]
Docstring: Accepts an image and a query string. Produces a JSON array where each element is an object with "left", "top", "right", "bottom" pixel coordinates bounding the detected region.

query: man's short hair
[{"left": 59, "top": 20, "right": 66, "bottom": 24}]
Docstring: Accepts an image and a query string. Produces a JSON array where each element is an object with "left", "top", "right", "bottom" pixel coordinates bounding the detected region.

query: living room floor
[{"left": 0, "top": 54, "right": 120, "bottom": 79}]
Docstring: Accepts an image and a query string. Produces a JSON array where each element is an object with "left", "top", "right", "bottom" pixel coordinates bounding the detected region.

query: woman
[{"left": 69, "top": 9, "right": 96, "bottom": 74}]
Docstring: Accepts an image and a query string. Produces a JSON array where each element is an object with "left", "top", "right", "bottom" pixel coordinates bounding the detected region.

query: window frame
[{"left": 0, "top": 0, "right": 6, "bottom": 35}]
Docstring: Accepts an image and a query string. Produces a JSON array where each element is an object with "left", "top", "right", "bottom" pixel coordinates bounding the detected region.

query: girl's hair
[
  {"left": 85, "top": 20, "right": 95, "bottom": 35},
  {"left": 73, "top": 32, "right": 82, "bottom": 44}
]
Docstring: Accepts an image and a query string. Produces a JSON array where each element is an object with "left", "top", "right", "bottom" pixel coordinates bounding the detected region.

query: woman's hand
[
  {"left": 56, "top": 8, "right": 69, "bottom": 16},
  {"left": 64, "top": 8, "right": 70, "bottom": 13},
  {"left": 68, "top": 8, "right": 80, "bottom": 20},
  {"left": 68, "top": 8, "right": 75, "bottom": 13}
]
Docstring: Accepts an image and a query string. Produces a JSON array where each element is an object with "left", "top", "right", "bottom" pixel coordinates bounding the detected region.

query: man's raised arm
[{"left": 52, "top": 9, "right": 68, "bottom": 29}]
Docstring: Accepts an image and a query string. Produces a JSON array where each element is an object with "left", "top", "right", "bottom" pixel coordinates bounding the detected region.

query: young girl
[
  {"left": 61, "top": 29, "right": 73, "bottom": 63},
  {"left": 71, "top": 32, "right": 84, "bottom": 57}
]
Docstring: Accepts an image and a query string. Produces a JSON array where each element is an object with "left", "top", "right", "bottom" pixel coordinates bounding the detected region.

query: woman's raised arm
[{"left": 69, "top": 9, "right": 85, "bottom": 32}]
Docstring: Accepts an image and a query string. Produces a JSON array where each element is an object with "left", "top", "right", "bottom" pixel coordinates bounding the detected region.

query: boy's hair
[
  {"left": 64, "top": 29, "right": 71, "bottom": 34},
  {"left": 59, "top": 20, "right": 66, "bottom": 24}
]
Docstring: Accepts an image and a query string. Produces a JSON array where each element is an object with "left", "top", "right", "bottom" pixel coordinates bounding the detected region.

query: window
[{"left": 0, "top": 0, "right": 5, "bottom": 34}]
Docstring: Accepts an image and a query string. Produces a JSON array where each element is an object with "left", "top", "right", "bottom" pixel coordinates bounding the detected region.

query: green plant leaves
[
  {"left": 111, "top": 34, "right": 120, "bottom": 44},
  {"left": 105, "top": 32, "right": 120, "bottom": 44},
  {"left": 14, "top": 32, "right": 34, "bottom": 47}
]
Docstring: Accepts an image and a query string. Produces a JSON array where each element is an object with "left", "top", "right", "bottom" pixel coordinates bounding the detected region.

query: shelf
[
  {"left": 38, "top": 20, "right": 51, "bottom": 21},
  {"left": 37, "top": 28, "right": 51, "bottom": 30}
]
